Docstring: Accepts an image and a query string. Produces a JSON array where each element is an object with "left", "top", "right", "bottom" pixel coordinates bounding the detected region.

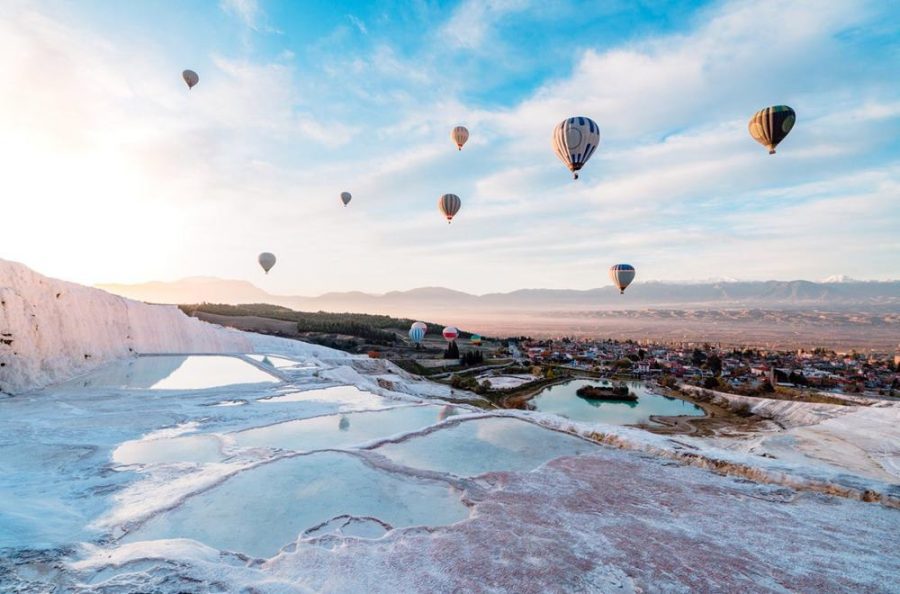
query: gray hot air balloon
[
  {"left": 182, "top": 69, "right": 199, "bottom": 90},
  {"left": 340, "top": 191, "right": 352, "bottom": 207},
  {"left": 438, "top": 193, "right": 461, "bottom": 223},
  {"left": 258, "top": 252, "right": 276, "bottom": 274},
  {"left": 609, "top": 264, "right": 635, "bottom": 294}
]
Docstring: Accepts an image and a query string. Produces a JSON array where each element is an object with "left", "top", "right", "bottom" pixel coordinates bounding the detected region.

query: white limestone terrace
[
  {"left": 1, "top": 260, "right": 899, "bottom": 593},
  {"left": 0, "top": 259, "right": 255, "bottom": 394}
]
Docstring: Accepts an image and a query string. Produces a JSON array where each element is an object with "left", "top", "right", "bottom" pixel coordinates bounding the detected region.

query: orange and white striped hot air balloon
[
  {"left": 438, "top": 193, "right": 461, "bottom": 223},
  {"left": 451, "top": 126, "right": 469, "bottom": 151}
]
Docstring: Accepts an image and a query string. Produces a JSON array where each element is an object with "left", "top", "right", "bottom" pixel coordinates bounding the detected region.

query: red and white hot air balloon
[
  {"left": 451, "top": 126, "right": 469, "bottom": 151},
  {"left": 442, "top": 326, "right": 459, "bottom": 342}
]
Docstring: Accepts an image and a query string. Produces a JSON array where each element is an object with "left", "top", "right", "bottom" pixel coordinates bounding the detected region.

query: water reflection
[
  {"left": 233, "top": 405, "right": 452, "bottom": 452},
  {"left": 377, "top": 417, "right": 599, "bottom": 477},
  {"left": 61, "top": 356, "right": 279, "bottom": 390},
  {"left": 530, "top": 379, "right": 703, "bottom": 425}
]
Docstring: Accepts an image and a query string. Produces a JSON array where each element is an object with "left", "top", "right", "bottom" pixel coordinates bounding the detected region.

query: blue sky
[{"left": 0, "top": 0, "right": 898, "bottom": 294}]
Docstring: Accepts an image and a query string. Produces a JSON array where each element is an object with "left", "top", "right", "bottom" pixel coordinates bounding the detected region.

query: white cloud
[
  {"left": 440, "top": 0, "right": 533, "bottom": 50},
  {"left": 347, "top": 14, "right": 367, "bottom": 35},
  {"left": 219, "top": 0, "right": 261, "bottom": 30}
]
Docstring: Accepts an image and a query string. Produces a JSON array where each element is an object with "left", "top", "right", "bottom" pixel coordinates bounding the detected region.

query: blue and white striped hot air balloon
[
  {"left": 552, "top": 116, "right": 600, "bottom": 180},
  {"left": 609, "top": 264, "right": 635, "bottom": 294},
  {"left": 409, "top": 325, "right": 426, "bottom": 345}
]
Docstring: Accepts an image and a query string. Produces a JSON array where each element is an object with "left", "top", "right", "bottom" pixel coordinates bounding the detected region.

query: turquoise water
[
  {"left": 530, "top": 380, "right": 704, "bottom": 425},
  {"left": 124, "top": 451, "right": 469, "bottom": 558},
  {"left": 375, "top": 417, "right": 599, "bottom": 477},
  {"left": 233, "top": 405, "right": 454, "bottom": 452}
]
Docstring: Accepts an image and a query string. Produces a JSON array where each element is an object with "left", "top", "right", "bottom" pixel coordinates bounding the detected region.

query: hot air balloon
[
  {"left": 470, "top": 334, "right": 482, "bottom": 346},
  {"left": 451, "top": 126, "right": 469, "bottom": 151},
  {"left": 442, "top": 326, "right": 459, "bottom": 342},
  {"left": 748, "top": 105, "right": 795, "bottom": 154},
  {"left": 258, "top": 252, "right": 276, "bottom": 274},
  {"left": 438, "top": 194, "right": 461, "bottom": 223},
  {"left": 411, "top": 321, "right": 427, "bottom": 332},
  {"left": 409, "top": 325, "right": 426, "bottom": 346},
  {"left": 182, "top": 70, "right": 199, "bottom": 90},
  {"left": 340, "top": 192, "right": 352, "bottom": 207},
  {"left": 609, "top": 264, "right": 635, "bottom": 294},
  {"left": 552, "top": 116, "right": 600, "bottom": 179}
]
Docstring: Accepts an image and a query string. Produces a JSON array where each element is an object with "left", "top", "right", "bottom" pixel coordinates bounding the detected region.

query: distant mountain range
[{"left": 96, "top": 277, "right": 900, "bottom": 316}]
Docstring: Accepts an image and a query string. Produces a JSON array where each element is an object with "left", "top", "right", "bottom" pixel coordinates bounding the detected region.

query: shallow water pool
[
  {"left": 124, "top": 451, "right": 469, "bottom": 558},
  {"left": 63, "top": 356, "right": 279, "bottom": 390},
  {"left": 530, "top": 380, "right": 704, "bottom": 425},
  {"left": 233, "top": 405, "right": 456, "bottom": 452},
  {"left": 375, "top": 417, "right": 599, "bottom": 477},
  {"left": 260, "top": 384, "right": 397, "bottom": 410},
  {"left": 247, "top": 354, "right": 314, "bottom": 370}
]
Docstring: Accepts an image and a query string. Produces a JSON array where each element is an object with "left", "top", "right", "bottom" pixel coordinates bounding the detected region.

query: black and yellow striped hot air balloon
[{"left": 748, "top": 105, "right": 795, "bottom": 154}]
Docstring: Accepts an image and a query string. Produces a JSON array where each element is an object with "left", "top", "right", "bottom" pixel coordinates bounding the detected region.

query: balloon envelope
[
  {"left": 451, "top": 126, "right": 469, "bottom": 150},
  {"left": 609, "top": 264, "right": 635, "bottom": 294},
  {"left": 442, "top": 326, "right": 459, "bottom": 342},
  {"left": 340, "top": 191, "right": 352, "bottom": 206},
  {"left": 438, "top": 194, "right": 461, "bottom": 223},
  {"left": 182, "top": 69, "right": 199, "bottom": 89},
  {"left": 552, "top": 116, "right": 600, "bottom": 179},
  {"left": 258, "top": 252, "right": 276, "bottom": 274},
  {"left": 411, "top": 321, "right": 427, "bottom": 332},
  {"left": 409, "top": 326, "right": 426, "bottom": 344},
  {"left": 470, "top": 334, "right": 482, "bottom": 346},
  {"left": 748, "top": 105, "right": 795, "bottom": 154}
]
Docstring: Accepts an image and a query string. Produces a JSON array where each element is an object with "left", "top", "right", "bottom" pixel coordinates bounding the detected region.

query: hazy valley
[{"left": 97, "top": 277, "right": 900, "bottom": 349}]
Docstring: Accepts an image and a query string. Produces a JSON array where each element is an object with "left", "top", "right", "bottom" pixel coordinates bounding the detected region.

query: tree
[
  {"left": 692, "top": 348, "right": 706, "bottom": 367},
  {"left": 638, "top": 348, "right": 646, "bottom": 361},
  {"left": 707, "top": 354, "right": 722, "bottom": 376},
  {"left": 444, "top": 341, "right": 460, "bottom": 359}
]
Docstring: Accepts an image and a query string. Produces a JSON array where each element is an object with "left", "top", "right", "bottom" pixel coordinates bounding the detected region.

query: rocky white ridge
[{"left": 0, "top": 259, "right": 252, "bottom": 394}]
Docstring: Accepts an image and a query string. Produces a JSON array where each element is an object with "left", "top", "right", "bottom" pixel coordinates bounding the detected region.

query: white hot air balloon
[
  {"left": 411, "top": 321, "right": 427, "bottom": 332},
  {"left": 340, "top": 191, "right": 352, "bottom": 207},
  {"left": 258, "top": 252, "right": 276, "bottom": 274},
  {"left": 609, "top": 264, "right": 635, "bottom": 294},
  {"left": 552, "top": 116, "right": 600, "bottom": 179},
  {"left": 451, "top": 126, "right": 469, "bottom": 151},
  {"left": 442, "top": 326, "right": 459, "bottom": 342},
  {"left": 438, "top": 193, "right": 461, "bottom": 223},
  {"left": 182, "top": 69, "right": 199, "bottom": 90}
]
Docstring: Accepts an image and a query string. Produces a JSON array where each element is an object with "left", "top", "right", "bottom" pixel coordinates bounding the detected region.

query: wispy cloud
[
  {"left": 440, "top": 0, "right": 533, "bottom": 50},
  {"left": 219, "top": 0, "right": 261, "bottom": 30}
]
